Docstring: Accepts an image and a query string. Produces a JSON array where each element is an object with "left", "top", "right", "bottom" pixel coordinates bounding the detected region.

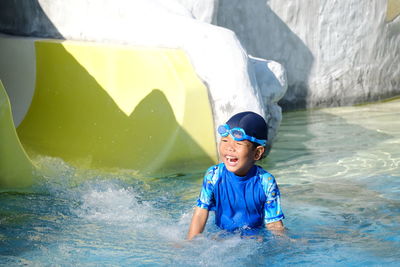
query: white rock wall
[
  {"left": 215, "top": 0, "right": 400, "bottom": 109},
  {"left": 2, "top": 0, "right": 398, "bottom": 112},
  {"left": 0, "top": 0, "right": 287, "bottom": 142}
]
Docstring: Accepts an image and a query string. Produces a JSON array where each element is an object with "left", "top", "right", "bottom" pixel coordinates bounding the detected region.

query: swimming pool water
[{"left": 1, "top": 100, "right": 400, "bottom": 266}]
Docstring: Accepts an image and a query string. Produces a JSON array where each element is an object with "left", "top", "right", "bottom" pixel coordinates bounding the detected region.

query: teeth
[
  {"left": 226, "top": 156, "right": 238, "bottom": 163},
  {"left": 226, "top": 158, "right": 237, "bottom": 166}
]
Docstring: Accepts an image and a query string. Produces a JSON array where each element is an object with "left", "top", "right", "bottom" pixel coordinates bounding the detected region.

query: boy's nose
[
  {"left": 226, "top": 145, "right": 234, "bottom": 151},
  {"left": 225, "top": 139, "right": 235, "bottom": 151}
]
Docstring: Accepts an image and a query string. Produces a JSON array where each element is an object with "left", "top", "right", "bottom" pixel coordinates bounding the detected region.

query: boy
[{"left": 187, "top": 111, "right": 284, "bottom": 240}]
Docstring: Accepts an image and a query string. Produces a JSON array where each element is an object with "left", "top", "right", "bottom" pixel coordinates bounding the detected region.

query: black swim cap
[{"left": 226, "top": 111, "right": 268, "bottom": 141}]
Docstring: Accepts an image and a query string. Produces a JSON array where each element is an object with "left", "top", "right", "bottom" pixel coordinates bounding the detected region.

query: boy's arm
[
  {"left": 262, "top": 172, "right": 285, "bottom": 235},
  {"left": 187, "top": 207, "right": 209, "bottom": 240}
]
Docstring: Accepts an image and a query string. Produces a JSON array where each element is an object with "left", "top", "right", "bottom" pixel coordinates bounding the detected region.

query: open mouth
[{"left": 225, "top": 155, "right": 238, "bottom": 166}]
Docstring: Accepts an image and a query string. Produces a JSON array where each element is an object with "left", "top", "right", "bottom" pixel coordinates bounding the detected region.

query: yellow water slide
[{"left": 0, "top": 36, "right": 217, "bottom": 189}]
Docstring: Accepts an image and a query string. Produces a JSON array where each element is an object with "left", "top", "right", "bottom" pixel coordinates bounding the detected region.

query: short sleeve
[
  {"left": 260, "top": 172, "right": 285, "bottom": 224},
  {"left": 196, "top": 165, "right": 219, "bottom": 211}
]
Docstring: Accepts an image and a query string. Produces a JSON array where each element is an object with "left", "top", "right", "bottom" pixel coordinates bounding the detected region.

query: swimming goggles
[{"left": 217, "top": 124, "right": 267, "bottom": 146}]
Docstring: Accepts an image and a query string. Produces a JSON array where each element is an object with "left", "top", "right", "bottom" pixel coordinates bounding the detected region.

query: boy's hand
[{"left": 266, "top": 220, "right": 285, "bottom": 236}]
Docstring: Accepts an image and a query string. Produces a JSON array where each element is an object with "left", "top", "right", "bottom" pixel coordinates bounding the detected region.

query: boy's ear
[{"left": 254, "top": 146, "right": 265, "bottom": 160}]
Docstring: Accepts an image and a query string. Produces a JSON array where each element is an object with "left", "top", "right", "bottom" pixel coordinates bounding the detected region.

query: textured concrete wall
[
  {"left": 216, "top": 0, "right": 400, "bottom": 109},
  {"left": 1, "top": 0, "right": 397, "bottom": 111}
]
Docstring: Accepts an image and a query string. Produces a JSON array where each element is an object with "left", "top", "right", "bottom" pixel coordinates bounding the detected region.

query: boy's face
[{"left": 219, "top": 135, "right": 265, "bottom": 176}]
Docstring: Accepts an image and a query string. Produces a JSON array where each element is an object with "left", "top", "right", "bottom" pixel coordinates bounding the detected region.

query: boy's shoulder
[
  {"left": 205, "top": 162, "right": 224, "bottom": 176},
  {"left": 255, "top": 165, "right": 274, "bottom": 178},
  {"left": 254, "top": 165, "right": 277, "bottom": 185},
  {"left": 205, "top": 162, "right": 223, "bottom": 173},
  {"left": 203, "top": 163, "right": 224, "bottom": 185}
]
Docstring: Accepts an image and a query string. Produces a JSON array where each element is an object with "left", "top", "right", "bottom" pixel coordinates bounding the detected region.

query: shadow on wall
[
  {"left": 16, "top": 42, "right": 215, "bottom": 178},
  {"left": 0, "top": 0, "right": 63, "bottom": 38},
  {"left": 215, "top": 0, "right": 314, "bottom": 111}
]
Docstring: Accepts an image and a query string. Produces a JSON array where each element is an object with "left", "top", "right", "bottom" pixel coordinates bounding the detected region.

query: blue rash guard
[{"left": 196, "top": 163, "right": 284, "bottom": 231}]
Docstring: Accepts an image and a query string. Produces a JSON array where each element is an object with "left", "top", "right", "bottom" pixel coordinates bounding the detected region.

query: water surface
[{"left": 1, "top": 100, "right": 399, "bottom": 266}]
